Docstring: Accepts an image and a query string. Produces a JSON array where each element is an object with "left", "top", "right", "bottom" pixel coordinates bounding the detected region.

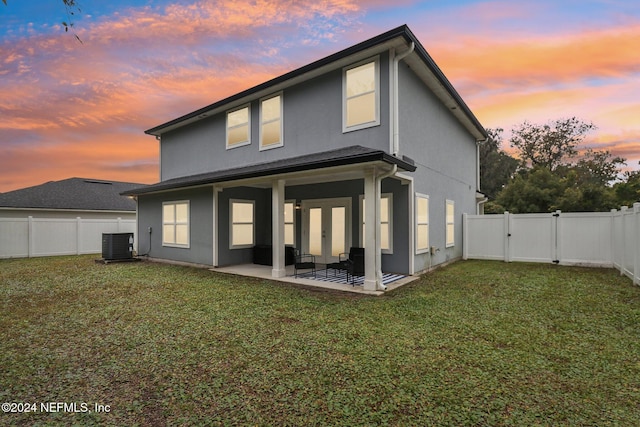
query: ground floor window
[
  {"left": 360, "top": 193, "right": 392, "bottom": 253},
  {"left": 230, "top": 199, "right": 255, "bottom": 249},
  {"left": 415, "top": 194, "right": 429, "bottom": 254},
  {"left": 446, "top": 199, "right": 455, "bottom": 248},
  {"left": 163, "top": 201, "right": 189, "bottom": 247},
  {"left": 284, "top": 201, "right": 295, "bottom": 246}
]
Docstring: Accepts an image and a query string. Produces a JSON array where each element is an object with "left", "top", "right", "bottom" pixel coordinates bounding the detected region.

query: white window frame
[
  {"left": 284, "top": 199, "right": 296, "bottom": 247},
  {"left": 415, "top": 193, "right": 429, "bottom": 254},
  {"left": 446, "top": 199, "right": 455, "bottom": 248},
  {"left": 342, "top": 56, "right": 380, "bottom": 133},
  {"left": 162, "top": 200, "right": 190, "bottom": 248},
  {"left": 359, "top": 193, "right": 393, "bottom": 254},
  {"left": 226, "top": 104, "right": 251, "bottom": 149},
  {"left": 259, "top": 92, "right": 283, "bottom": 151},
  {"left": 230, "top": 199, "right": 255, "bottom": 249}
]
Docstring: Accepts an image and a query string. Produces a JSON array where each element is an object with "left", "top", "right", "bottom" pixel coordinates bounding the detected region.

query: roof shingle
[
  {"left": 0, "top": 178, "right": 142, "bottom": 211},
  {"left": 123, "top": 146, "right": 416, "bottom": 196}
]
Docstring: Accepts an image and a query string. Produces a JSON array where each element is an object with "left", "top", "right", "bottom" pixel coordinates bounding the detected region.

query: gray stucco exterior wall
[
  {"left": 159, "top": 53, "right": 391, "bottom": 182},
  {"left": 135, "top": 176, "right": 410, "bottom": 273},
  {"left": 136, "top": 187, "right": 213, "bottom": 265},
  {"left": 397, "top": 62, "right": 478, "bottom": 273},
  {"left": 216, "top": 186, "right": 272, "bottom": 267},
  {"left": 134, "top": 36, "right": 486, "bottom": 278}
]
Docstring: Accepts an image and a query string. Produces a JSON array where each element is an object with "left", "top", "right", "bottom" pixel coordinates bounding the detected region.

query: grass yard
[{"left": 1, "top": 256, "right": 639, "bottom": 426}]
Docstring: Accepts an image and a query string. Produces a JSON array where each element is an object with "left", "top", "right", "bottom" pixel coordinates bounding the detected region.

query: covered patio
[
  {"left": 218, "top": 148, "right": 416, "bottom": 292},
  {"left": 212, "top": 262, "right": 419, "bottom": 295},
  {"left": 127, "top": 146, "right": 417, "bottom": 292}
]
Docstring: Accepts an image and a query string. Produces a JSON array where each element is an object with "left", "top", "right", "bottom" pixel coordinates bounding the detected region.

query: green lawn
[{"left": 1, "top": 256, "right": 639, "bottom": 426}]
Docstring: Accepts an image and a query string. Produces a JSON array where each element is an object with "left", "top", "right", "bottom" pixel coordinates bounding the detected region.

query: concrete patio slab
[{"left": 210, "top": 263, "right": 419, "bottom": 295}]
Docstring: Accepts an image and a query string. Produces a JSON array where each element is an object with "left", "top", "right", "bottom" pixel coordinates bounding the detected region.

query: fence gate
[
  {"left": 464, "top": 210, "right": 618, "bottom": 267},
  {"left": 464, "top": 205, "right": 640, "bottom": 285},
  {"left": 507, "top": 212, "right": 558, "bottom": 264}
]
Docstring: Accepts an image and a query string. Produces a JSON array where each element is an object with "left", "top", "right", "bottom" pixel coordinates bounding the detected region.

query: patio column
[
  {"left": 212, "top": 186, "right": 221, "bottom": 267},
  {"left": 272, "top": 179, "right": 286, "bottom": 278},
  {"left": 363, "top": 168, "right": 381, "bottom": 291}
]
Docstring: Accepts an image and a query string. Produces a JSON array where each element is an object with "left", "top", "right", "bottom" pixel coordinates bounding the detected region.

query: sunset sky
[{"left": 1, "top": 0, "right": 639, "bottom": 193}]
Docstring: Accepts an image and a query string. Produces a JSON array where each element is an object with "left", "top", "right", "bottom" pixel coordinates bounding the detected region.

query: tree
[
  {"left": 2, "top": 0, "right": 82, "bottom": 42},
  {"left": 479, "top": 128, "right": 519, "bottom": 200},
  {"left": 494, "top": 117, "right": 626, "bottom": 213},
  {"left": 572, "top": 149, "right": 626, "bottom": 187},
  {"left": 510, "top": 117, "right": 596, "bottom": 171},
  {"left": 496, "top": 166, "right": 564, "bottom": 213},
  {"left": 614, "top": 166, "right": 640, "bottom": 207},
  {"left": 554, "top": 169, "right": 618, "bottom": 212},
  {"left": 495, "top": 166, "right": 618, "bottom": 213}
]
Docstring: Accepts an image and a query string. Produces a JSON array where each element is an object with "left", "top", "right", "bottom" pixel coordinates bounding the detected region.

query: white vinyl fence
[
  {"left": 0, "top": 216, "right": 136, "bottom": 259},
  {"left": 463, "top": 203, "right": 640, "bottom": 286}
]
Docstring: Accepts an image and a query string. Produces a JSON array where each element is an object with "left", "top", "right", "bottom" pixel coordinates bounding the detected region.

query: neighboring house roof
[
  {"left": 123, "top": 146, "right": 417, "bottom": 196},
  {"left": 0, "top": 178, "right": 143, "bottom": 211},
  {"left": 145, "top": 24, "right": 488, "bottom": 141}
]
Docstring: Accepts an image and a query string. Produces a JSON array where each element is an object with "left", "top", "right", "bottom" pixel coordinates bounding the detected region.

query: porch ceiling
[{"left": 123, "top": 145, "right": 416, "bottom": 196}]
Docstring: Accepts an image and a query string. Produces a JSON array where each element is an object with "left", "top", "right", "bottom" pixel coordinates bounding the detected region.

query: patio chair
[
  {"left": 345, "top": 247, "right": 365, "bottom": 285},
  {"left": 327, "top": 247, "right": 364, "bottom": 285},
  {"left": 294, "top": 254, "right": 316, "bottom": 278}
]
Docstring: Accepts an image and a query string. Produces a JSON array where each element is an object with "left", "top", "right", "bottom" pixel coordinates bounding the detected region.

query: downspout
[
  {"left": 374, "top": 164, "right": 398, "bottom": 291},
  {"left": 476, "top": 139, "right": 488, "bottom": 214},
  {"left": 155, "top": 135, "right": 162, "bottom": 181},
  {"left": 392, "top": 42, "right": 415, "bottom": 156},
  {"left": 476, "top": 139, "right": 487, "bottom": 193}
]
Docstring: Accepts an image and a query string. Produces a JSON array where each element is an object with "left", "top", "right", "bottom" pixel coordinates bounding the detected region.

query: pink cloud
[
  {"left": 0, "top": 0, "right": 367, "bottom": 192},
  {"left": 1, "top": 0, "right": 638, "bottom": 194},
  {"left": 430, "top": 22, "right": 640, "bottom": 94},
  {"left": 414, "top": 18, "right": 640, "bottom": 172}
]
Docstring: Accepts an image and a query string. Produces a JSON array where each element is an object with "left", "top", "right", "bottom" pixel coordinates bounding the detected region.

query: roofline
[
  {"left": 144, "top": 25, "right": 487, "bottom": 140},
  {"left": 123, "top": 148, "right": 416, "bottom": 196},
  {"left": 402, "top": 26, "right": 488, "bottom": 140}
]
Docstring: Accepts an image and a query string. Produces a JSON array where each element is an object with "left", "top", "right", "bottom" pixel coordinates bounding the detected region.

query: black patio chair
[
  {"left": 327, "top": 247, "right": 364, "bottom": 285},
  {"left": 294, "top": 254, "right": 316, "bottom": 278},
  {"left": 345, "top": 247, "right": 365, "bottom": 285}
]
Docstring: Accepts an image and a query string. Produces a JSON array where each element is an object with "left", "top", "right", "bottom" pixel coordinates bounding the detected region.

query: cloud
[
  {"left": 0, "top": 0, "right": 366, "bottom": 192},
  {"left": 0, "top": 131, "right": 158, "bottom": 189},
  {"left": 413, "top": 17, "right": 640, "bottom": 173},
  {"left": 1, "top": 0, "right": 639, "bottom": 193},
  {"left": 429, "top": 22, "right": 640, "bottom": 95}
]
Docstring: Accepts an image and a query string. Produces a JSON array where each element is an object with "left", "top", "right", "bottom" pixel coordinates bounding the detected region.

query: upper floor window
[
  {"left": 226, "top": 105, "right": 250, "bottom": 149},
  {"left": 446, "top": 199, "right": 455, "bottom": 248},
  {"left": 163, "top": 201, "right": 189, "bottom": 248},
  {"left": 343, "top": 57, "right": 380, "bottom": 132},
  {"left": 260, "top": 93, "right": 283, "bottom": 150}
]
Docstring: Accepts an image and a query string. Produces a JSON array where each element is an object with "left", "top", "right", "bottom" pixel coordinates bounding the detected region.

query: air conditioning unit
[{"left": 102, "top": 233, "right": 134, "bottom": 260}]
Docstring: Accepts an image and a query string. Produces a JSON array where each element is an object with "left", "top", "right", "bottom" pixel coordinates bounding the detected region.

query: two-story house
[{"left": 124, "top": 25, "right": 488, "bottom": 292}]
